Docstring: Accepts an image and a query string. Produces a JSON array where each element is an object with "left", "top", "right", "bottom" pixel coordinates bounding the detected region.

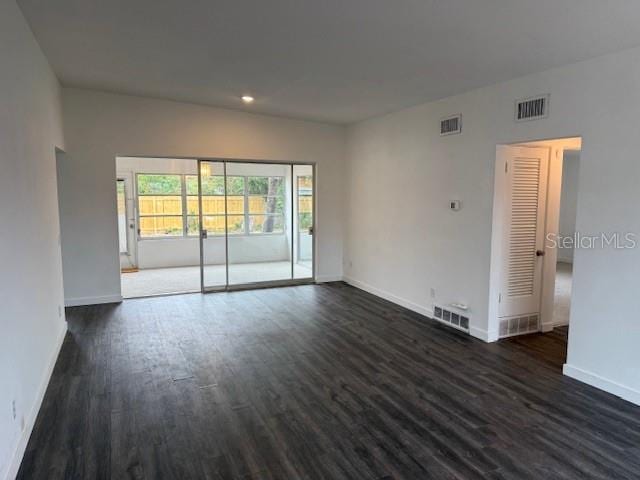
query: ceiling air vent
[
  {"left": 440, "top": 114, "right": 462, "bottom": 136},
  {"left": 515, "top": 94, "right": 549, "bottom": 122}
]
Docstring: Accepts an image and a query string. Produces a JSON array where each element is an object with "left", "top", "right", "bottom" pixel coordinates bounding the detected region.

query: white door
[{"left": 498, "top": 146, "right": 549, "bottom": 331}]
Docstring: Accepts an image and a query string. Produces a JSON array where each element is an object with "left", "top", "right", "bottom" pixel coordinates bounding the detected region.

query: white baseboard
[
  {"left": 315, "top": 274, "right": 343, "bottom": 283},
  {"left": 542, "top": 321, "right": 569, "bottom": 331},
  {"left": 343, "top": 277, "right": 498, "bottom": 343},
  {"left": 343, "top": 276, "right": 495, "bottom": 343},
  {"left": 469, "top": 326, "right": 493, "bottom": 342},
  {"left": 563, "top": 364, "right": 640, "bottom": 406},
  {"left": 343, "top": 276, "right": 433, "bottom": 317},
  {"left": 5, "top": 324, "right": 67, "bottom": 480},
  {"left": 65, "top": 294, "right": 123, "bottom": 307}
]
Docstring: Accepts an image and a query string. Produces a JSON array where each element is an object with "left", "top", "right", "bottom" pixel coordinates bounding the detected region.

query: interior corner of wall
[
  {"left": 469, "top": 325, "right": 495, "bottom": 343},
  {"left": 563, "top": 364, "right": 640, "bottom": 407}
]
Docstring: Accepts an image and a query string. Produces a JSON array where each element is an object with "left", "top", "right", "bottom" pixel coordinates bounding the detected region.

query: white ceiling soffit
[{"left": 17, "top": 0, "right": 640, "bottom": 124}]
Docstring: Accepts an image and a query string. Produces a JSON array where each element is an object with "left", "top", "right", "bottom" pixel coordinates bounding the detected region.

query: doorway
[
  {"left": 553, "top": 151, "right": 580, "bottom": 328},
  {"left": 116, "top": 176, "right": 137, "bottom": 272},
  {"left": 116, "top": 156, "right": 315, "bottom": 298},
  {"left": 117, "top": 157, "right": 201, "bottom": 297},
  {"left": 488, "top": 137, "right": 581, "bottom": 347}
]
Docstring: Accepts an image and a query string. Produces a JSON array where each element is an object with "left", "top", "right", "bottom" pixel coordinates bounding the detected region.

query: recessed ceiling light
[{"left": 241, "top": 95, "right": 254, "bottom": 104}]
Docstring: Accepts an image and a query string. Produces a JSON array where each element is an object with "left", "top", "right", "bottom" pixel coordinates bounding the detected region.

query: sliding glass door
[
  {"left": 198, "top": 160, "right": 228, "bottom": 291},
  {"left": 226, "top": 162, "right": 291, "bottom": 285},
  {"left": 293, "top": 165, "right": 314, "bottom": 279},
  {"left": 198, "top": 160, "right": 313, "bottom": 291}
]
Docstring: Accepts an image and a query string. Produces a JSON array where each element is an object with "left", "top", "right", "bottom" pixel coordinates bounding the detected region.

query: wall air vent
[
  {"left": 515, "top": 95, "right": 549, "bottom": 122},
  {"left": 433, "top": 304, "right": 470, "bottom": 333},
  {"left": 440, "top": 114, "right": 462, "bottom": 136},
  {"left": 498, "top": 314, "right": 539, "bottom": 338}
]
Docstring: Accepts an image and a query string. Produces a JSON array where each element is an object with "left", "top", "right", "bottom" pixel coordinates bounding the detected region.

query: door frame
[
  {"left": 488, "top": 137, "right": 582, "bottom": 341},
  {"left": 117, "top": 174, "right": 138, "bottom": 270},
  {"left": 197, "top": 160, "right": 228, "bottom": 292},
  {"left": 294, "top": 171, "right": 314, "bottom": 264},
  {"left": 195, "top": 157, "right": 316, "bottom": 293}
]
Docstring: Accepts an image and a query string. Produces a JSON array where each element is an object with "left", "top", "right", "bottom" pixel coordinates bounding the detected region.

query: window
[
  {"left": 136, "top": 173, "right": 286, "bottom": 239},
  {"left": 137, "top": 174, "right": 183, "bottom": 237},
  {"left": 185, "top": 175, "right": 246, "bottom": 236},
  {"left": 297, "top": 176, "right": 313, "bottom": 232},
  {"left": 223, "top": 176, "right": 247, "bottom": 235},
  {"left": 247, "top": 176, "right": 285, "bottom": 234}
]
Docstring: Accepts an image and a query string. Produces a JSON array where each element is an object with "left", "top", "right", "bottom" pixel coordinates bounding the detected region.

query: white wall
[
  {"left": 137, "top": 236, "right": 291, "bottom": 269},
  {"left": 557, "top": 151, "right": 580, "bottom": 263},
  {"left": 0, "top": 1, "right": 66, "bottom": 478},
  {"left": 345, "top": 45, "right": 640, "bottom": 404},
  {"left": 59, "top": 88, "right": 345, "bottom": 305}
]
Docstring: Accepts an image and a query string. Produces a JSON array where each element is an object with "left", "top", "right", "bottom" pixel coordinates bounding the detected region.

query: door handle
[
  {"left": 201, "top": 229, "right": 208, "bottom": 239},
  {"left": 536, "top": 249, "right": 545, "bottom": 257},
  {"left": 308, "top": 226, "right": 314, "bottom": 235}
]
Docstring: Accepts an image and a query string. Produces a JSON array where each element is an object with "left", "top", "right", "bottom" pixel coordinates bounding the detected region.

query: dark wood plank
[{"left": 16, "top": 283, "right": 640, "bottom": 479}]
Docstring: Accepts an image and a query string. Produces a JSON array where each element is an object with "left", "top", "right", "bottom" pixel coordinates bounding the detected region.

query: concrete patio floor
[{"left": 121, "top": 261, "right": 312, "bottom": 298}]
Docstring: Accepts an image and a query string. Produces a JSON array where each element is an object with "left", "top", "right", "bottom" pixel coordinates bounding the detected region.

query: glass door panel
[
  {"left": 198, "top": 160, "right": 228, "bottom": 290},
  {"left": 293, "top": 165, "right": 314, "bottom": 279},
  {"left": 226, "top": 162, "right": 293, "bottom": 285}
]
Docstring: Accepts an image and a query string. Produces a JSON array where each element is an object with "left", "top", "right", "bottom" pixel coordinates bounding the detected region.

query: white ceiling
[{"left": 18, "top": 0, "right": 640, "bottom": 124}]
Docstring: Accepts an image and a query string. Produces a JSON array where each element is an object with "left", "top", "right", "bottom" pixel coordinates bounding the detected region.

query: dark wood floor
[{"left": 18, "top": 283, "right": 640, "bottom": 479}]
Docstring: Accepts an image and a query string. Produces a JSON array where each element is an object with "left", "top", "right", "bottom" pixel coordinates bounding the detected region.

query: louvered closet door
[{"left": 498, "top": 146, "right": 549, "bottom": 320}]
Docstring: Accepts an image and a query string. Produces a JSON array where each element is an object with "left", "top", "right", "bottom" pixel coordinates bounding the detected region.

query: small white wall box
[{"left": 450, "top": 200, "right": 461, "bottom": 211}]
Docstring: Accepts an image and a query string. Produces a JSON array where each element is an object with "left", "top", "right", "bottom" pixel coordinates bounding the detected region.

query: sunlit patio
[{"left": 121, "top": 261, "right": 312, "bottom": 298}]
